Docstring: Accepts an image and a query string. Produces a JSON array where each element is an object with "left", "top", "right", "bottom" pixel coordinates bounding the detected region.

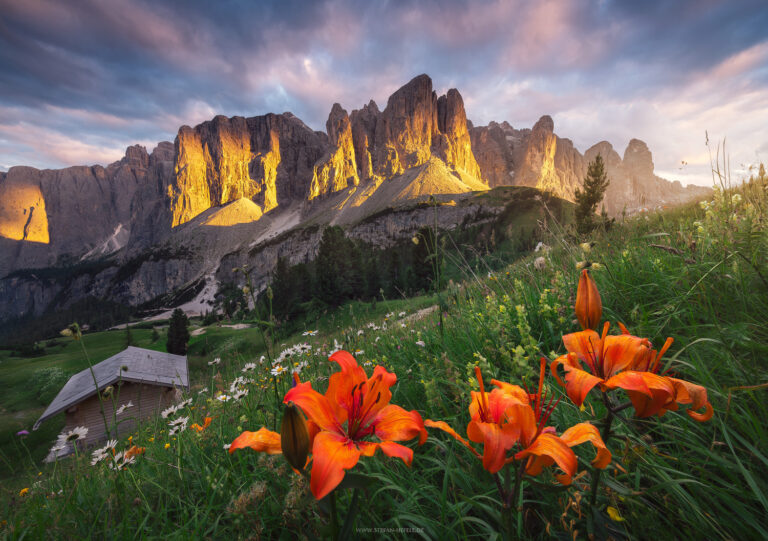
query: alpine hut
[{"left": 34, "top": 346, "right": 189, "bottom": 458}]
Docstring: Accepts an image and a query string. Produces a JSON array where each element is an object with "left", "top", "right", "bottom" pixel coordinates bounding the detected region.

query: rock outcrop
[
  {"left": 169, "top": 113, "right": 327, "bottom": 226},
  {"left": 0, "top": 143, "right": 174, "bottom": 277},
  {"left": 470, "top": 116, "right": 710, "bottom": 214},
  {"left": 350, "top": 101, "right": 379, "bottom": 180},
  {"left": 309, "top": 103, "right": 359, "bottom": 199}
]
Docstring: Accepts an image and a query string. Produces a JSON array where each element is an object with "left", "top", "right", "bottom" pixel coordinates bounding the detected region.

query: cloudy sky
[{"left": 1, "top": 0, "right": 767, "bottom": 185}]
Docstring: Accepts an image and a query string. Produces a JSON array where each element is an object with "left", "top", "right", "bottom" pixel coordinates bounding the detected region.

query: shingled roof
[{"left": 33, "top": 346, "right": 189, "bottom": 430}]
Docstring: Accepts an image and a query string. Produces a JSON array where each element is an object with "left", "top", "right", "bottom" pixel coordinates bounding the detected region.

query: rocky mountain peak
[
  {"left": 310, "top": 103, "right": 359, "bottom": 199},
  {"left": 326, "top": 103, "right": 350, "bottom": 146},
  {"left": 533, "top": 115, "right": 555, "bottom": 134},
  {"left": 623, "top": 138, "right": 654, "bottom": 178},
  {"left": 585, "top": 141, "right": 622, "bottom": 169},
  {"left": 121, "top": 145, "right": 150, "bottom": 168}
]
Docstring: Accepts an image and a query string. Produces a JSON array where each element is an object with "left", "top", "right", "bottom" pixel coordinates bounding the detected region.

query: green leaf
[{"left": 337, "top": 472, "right": 376, "bottom": 490}]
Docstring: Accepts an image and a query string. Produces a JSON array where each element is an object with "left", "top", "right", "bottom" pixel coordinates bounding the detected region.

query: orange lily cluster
[
  {"left": 229, "top": 351, "right": 427, "bottom": 499},
  {"left": 551, "top": 270, "right": 713, "bottom": 422},
  {"left": 426, "top": 361, "right": 611, "bottom": 484}
]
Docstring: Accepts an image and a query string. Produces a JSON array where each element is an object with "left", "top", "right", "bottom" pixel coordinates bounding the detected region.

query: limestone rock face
[
  {"left": 623, "top": 138, "right": 655, "bottom": 179},
  {"left": 309, "top": 103, "right": 359, "bottom": 199},
  {"left": 168, "top": 113, "right": 326, "bottom": 226},
  {"left": 0, "top": 144, "right": 175, "bottom": 277},
  {"left": 350, "top": 100, "right": 379, "bottom": 180},
  {"left": 434, "top": 89, "right": 482, "bottom": 179},
  {"left": 373, "top": 74, "right": 439, "bottom": 177},
  {"left": 513, "top": 115, "right": 584, "bottom": 199},
  {"left": 469, "top": 121, "right": 515, "bottom": 187}
]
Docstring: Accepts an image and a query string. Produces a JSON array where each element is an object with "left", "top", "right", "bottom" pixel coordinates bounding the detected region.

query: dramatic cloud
[{"left": 1, "top": 0, "right": 766, "bottom": 185}]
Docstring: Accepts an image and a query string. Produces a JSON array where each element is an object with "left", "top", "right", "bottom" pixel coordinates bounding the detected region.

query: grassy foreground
[{"left": 1, "top": 182, "right": 767, "bottom": 539}]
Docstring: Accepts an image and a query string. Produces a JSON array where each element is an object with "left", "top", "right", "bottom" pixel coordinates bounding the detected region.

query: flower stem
[
  {"left": 590, "top": 393, "right": 616, "bottom": 508},
  {"left": 329, "top": 490, "right": 339, "bottom": 540}
]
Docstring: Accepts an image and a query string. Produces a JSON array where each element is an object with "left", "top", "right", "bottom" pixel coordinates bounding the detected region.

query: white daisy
[
  {"left": 398, "top": 311, "right": 406, "bottom": 317},
  {"left": 242, "top": 362, "right": 257, "bottom": 372},
  {"left": 56, "top": 426, "right": 88, "bottom": 448},
  {"left": 271, "top": 365, "right": 287, "bottom": 377},
  {"left": 233, "top": 389, "right": 248, "bottom": 400},
  {"left": 216, "top": 394, "right": 232, "bottom": 402},
  {"left": 168, "top": 416, "right": 189, "bottom": 435},
  {"left": 198, "top": 387, "right": 209, "bottom": 395},
  {"left": 90, "top": 449, "right": 108, "bottom": 466},
  {"left": 354, "top": 349, "right": 364, "bottom": 355},
  {"left": 115, "top": 401, "right": 134, "bottom": 415},
  {"left": 223, "top": 443, "right": 231, "bottom": 450},
  {"left": 208, "top": 357, "right": 221, "bottom": 366},
  {"left": 177, "top": 398, "right": 192, "bottom": 409},
  {"left": 302, "top": 330, "right": 319, "bottom": 336},
  {"left": 161, "top": 405, "right": 178, "bottom": 419}
]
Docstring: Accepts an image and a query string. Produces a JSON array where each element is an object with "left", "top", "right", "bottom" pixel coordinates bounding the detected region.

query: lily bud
[
  {"left": 575, "top": 269, "right": 602, "bottom": 330},
  {"left": 280, "top": 403, "right": 310, "bottom": 471}
]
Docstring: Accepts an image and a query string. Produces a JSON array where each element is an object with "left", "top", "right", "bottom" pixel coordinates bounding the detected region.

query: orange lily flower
[
  {"left": 575, "top": 269, "right": 602, "bottom": 330},
  {"left": 231, "top": 351, "right": 427, "bottom": 499},
  {"left": 190, "top": 416, "right": 213, "bottom": 432},
  {"left": 605, "top": 323, "right": 713, "bottom": 422},
  {"left": 551, "top": 322, "right": 657, "bottom": 407},
  {"left": 426, "top": 361, "right": 611, "bottom": 485},
  {"left": 284, "top": 350, "right": 427, "bottom": 499}
]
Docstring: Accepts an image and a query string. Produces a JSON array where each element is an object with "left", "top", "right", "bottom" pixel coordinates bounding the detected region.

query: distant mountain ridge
[{"left": 0, "top": 74, "right": 710, "bottom": 325}]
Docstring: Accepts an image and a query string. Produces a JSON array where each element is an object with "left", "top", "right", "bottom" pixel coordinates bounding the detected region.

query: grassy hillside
[{"left": 1, "top": 180, "right": 767, "bottom": 539}]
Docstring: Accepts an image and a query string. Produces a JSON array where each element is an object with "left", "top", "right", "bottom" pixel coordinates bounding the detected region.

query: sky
[{"left": 1, "top": 0, "right": 767, "bottom": 186}]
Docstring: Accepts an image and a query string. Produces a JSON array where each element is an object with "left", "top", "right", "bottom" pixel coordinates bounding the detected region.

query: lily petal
[
  {"left": 424, "top": 420, "right": 481, "bottom": 459},
  {"left": 602, "top": 334, "right": 652, "bottom": 378},
  {"left": 562, "top": 330, "right": 602, "bottom": 374},
  {"left": 310, "top": 431, "right": 362, "bottom": 500},
  {"left": 378, "top": 441, "right": 414, "bottom": 466},
  {"left": 604, "top": 371, "right": 675, "bottom": 418},
  {"left": 357, "top": 365, "right": 397, "bottom": 427},
  {"left": 284, "top": 382, "right": 343, "bottom": 434},
  {"left": 466, "top": 419, "right": 517, "bottom": 473},
  {"left": 559, "top": 422, "right": 611, "bottom": 469},
  {"left": 373, "top": 404, "right": 427, "bottom": 444},
  {"left": 668, "top": 378, "right": 713, "bottom": 422},
  {"left": 228, "top": 427, "right": 282, "bottom": 455},
  {"left": 326, "top": 351, "right": 367, "bottom": 421},
  {"left": 515, "top": 433, "right": 578, "bottom": 485},
  {"left": 562, "top": 366, "right": 604, "bottom": 407}
]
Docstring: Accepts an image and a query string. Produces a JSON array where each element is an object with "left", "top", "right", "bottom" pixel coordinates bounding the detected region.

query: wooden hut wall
[{"left": 63, "top": 382, "right": 181, "bottom": 448}]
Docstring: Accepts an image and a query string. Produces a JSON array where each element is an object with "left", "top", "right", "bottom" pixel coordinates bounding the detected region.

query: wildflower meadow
[{"left": 1, "top": 171, "right": 767, "bottom": 540}]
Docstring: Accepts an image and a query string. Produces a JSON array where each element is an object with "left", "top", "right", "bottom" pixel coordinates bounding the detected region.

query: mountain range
[{"left": 0, "top": 74, "right": 710, "bottom": 326}]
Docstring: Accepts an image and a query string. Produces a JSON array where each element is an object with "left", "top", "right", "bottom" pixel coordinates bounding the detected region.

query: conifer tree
[
  {"left": 574, "top": 154, "right": 610, "bottom": 235},
  {"left": 166, "top": 308, "right": 190, "bottom": 355}
]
